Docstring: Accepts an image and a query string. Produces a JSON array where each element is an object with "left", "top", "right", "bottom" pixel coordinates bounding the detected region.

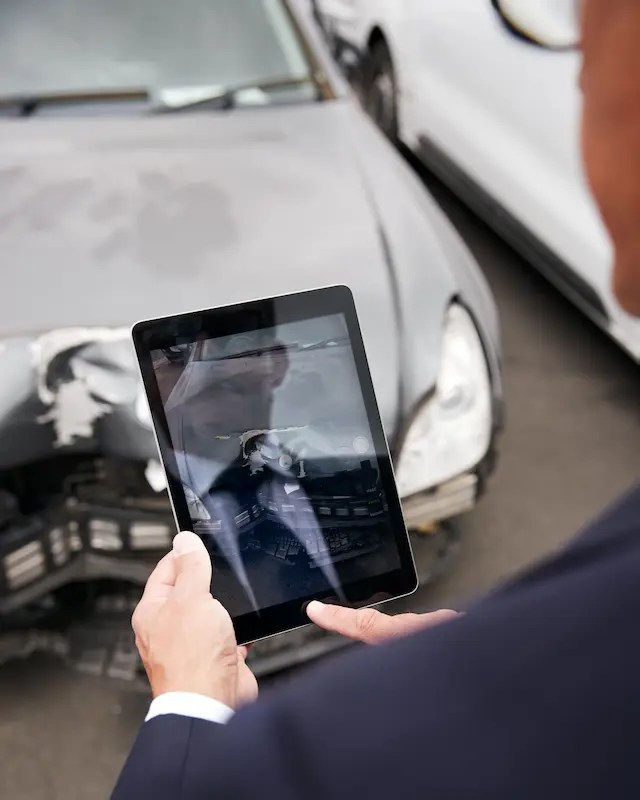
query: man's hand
[
  {"left": 306, "top": 601, "right": 457, "bottom": 644},
  {"left": 132, "top": 531, "right": 258, "bottom": 708}
]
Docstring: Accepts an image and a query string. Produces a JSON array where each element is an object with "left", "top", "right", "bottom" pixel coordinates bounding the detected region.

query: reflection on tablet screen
[{"left": 151, "top": 313, "right": 401, "bottom": 618}]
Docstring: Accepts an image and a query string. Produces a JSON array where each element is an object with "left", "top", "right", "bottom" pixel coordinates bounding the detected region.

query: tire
[{"left": 361, "top": 38, "right": 399, "bottom": 143}]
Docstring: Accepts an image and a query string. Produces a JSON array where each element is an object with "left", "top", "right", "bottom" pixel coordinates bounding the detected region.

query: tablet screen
[{"left": 136, "top": 288, "right": 416, "bottom": 642}]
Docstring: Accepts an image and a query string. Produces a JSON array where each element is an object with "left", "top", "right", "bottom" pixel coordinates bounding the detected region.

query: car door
[{"left": 400, "top": 0, "right": 618, "bottom": 336}]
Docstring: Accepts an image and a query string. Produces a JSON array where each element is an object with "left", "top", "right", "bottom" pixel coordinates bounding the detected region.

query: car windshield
[{"left": 0, "top": 0, "right": 316, "bottom": 108}]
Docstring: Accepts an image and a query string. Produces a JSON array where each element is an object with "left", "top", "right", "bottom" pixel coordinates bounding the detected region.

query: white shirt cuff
[{"left": 145, "top": 692, "right": 235, "bottom": 725}]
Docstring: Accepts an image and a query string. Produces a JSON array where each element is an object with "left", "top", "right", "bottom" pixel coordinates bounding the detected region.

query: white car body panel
[{"left": 314, "top": 0, "right": 640, "bottom": 360}]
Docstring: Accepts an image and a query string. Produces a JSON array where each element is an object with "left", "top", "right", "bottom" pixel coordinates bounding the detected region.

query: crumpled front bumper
[
  {"left": 0, "top": 497, "right": 172, "bottom": 615},
  {"left": 0, "top": 519, "right": 461, "bottom": 684},
  {"left": 0, "top": 468, "right": 482, "bottom": 615}
]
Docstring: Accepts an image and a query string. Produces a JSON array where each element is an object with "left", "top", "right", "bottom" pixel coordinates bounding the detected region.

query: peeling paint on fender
[
  {"left": 37, "top": 380, "right": 113, "bottom": 447},
  {"left": 30, "top": 327, "right": 133, "bottom": 447}
]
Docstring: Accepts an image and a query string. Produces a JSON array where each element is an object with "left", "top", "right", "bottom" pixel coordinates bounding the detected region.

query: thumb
[{"left": 172, "top": 531, "right": 212, "bottom": 597}]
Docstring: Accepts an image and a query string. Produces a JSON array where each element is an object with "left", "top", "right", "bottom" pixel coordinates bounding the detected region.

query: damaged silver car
[{"left": 0, "top": 0, "right": 503, "bottom": 680}]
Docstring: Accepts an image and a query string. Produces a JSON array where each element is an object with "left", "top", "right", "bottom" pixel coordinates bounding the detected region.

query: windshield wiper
[
  {"left": 0, "top": 78, "right": 317, "bottom": 118},
  {"left": 0, "top": 88, "right": 150, "bottom": 117},
  {"left": 153, "top": 76, "right": 317, "bottom": 113}
]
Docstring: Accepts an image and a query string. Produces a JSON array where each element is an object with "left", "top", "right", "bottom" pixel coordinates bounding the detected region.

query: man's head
[
  {"left": 494, "top": 0, "right": 640, "bottom": 316},
  {"left": 179, "top": 334, "right": 289, "bottom": 452}
]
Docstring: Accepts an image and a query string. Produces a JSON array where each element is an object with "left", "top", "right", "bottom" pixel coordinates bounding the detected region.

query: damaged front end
[
  {"left": 0, "top": 328, "right": 361, "bottom": 683},
  {"left": 0, "top": 328, "right": 168, "bottom": 683},
  {"left": 0, "top": 326, "right": 458, "bottom": 683}
]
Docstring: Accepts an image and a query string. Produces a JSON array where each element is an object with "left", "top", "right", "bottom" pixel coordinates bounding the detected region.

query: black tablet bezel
[{"left": 133, "top": 286, "right": 417, "bottom": 644}]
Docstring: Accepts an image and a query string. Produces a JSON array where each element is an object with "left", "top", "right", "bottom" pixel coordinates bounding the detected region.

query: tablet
[{"left": 133, "top": 286, "right": 417, "bottom": 644}]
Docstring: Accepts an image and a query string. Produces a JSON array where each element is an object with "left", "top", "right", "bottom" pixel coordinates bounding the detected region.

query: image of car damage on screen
[{"left": 152, "top": 314, "right": 400, "bottom": 618}]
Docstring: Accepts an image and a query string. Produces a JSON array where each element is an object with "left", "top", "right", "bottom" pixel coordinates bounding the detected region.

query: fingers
[
  {"left": 172, "top": 531, "right": 212, "bottom": 598},
  {"left": 306, "top": 601, "right": 457, "bottom": 644},
  {"left": 392, "top": 609, "right": 459, "bottom": 635}
]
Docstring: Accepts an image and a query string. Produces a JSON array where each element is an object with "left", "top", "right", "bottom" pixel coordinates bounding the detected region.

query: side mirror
[{"left": 492, "top": 0, "right": 580, "bottom": 50}]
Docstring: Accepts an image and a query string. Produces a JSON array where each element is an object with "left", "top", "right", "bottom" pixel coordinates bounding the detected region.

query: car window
[{"left": 0, "top": 0, "right": 314, "bottom": 105}]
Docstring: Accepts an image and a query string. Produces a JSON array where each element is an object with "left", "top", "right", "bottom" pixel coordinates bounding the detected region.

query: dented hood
[{"left": 0, "top": 102, "right": 400, "bottom": 468}]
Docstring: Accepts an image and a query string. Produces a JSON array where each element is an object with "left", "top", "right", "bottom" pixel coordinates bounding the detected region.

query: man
[{"left": 114, "top": 1, "right": 640, "bottom": 797}]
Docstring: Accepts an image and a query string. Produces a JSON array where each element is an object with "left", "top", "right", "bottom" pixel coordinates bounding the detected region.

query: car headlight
[{"left": 395, "top": 304, "right": 492, "bottom": 498}]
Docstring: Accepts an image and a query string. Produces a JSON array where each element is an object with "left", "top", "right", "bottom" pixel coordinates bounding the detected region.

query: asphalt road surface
[{"left": 2, "top": 170, "right": 639, "bottom": 800}]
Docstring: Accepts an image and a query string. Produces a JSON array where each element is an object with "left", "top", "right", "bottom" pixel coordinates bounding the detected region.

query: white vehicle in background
[{"left": 312, "top": 0, "right": 640, "bottom": 360}]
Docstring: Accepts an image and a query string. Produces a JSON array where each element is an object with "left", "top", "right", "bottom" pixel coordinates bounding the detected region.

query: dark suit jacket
[{"left": 113, "top": 486, "right": 640, "bottom": 799}]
